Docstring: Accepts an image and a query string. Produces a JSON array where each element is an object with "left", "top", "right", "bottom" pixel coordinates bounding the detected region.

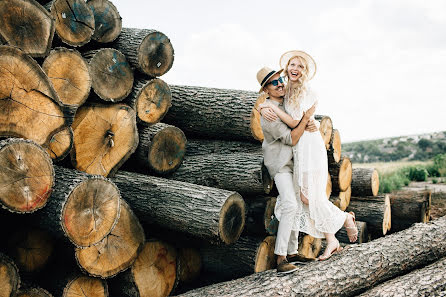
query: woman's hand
[
  {"left": 303, "top": 103, "right": 317, "bottom": 121},
  {"left": 260, "top": 107, "right": 278, "bottom": 122}
]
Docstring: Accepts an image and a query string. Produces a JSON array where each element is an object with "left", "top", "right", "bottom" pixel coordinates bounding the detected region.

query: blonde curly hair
[{"left": 283, "top": 55, "right": 310, "bottom": 109}]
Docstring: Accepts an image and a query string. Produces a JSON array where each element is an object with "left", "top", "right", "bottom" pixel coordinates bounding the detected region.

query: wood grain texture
[{"left": 87, "top": 0, "right": 121, "bottom": 43}]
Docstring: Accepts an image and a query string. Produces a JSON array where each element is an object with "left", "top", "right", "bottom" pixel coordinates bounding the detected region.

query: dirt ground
[{"left": 402, "top": 180, "right": 446, "bottom": 220}]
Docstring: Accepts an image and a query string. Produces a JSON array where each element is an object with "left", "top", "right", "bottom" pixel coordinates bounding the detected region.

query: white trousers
[{"left": 274, "top": 172, "right": 300, "bottom": 256}]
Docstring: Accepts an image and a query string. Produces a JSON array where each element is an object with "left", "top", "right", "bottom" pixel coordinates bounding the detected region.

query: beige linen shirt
[{"left": 260, "top": 99, "right": 293, "bottom": 178}]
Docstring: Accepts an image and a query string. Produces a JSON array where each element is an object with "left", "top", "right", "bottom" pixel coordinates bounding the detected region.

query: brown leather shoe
[
  {"left": 277, "top": 259, "right": 298, "bottom": 274},
  {"left": 287, "top": 254, "right": 315, "bottom": 265}
]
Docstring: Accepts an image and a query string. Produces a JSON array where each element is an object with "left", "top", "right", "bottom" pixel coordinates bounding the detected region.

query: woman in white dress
[{"left": 259, "top": 50, "right": 358, "bottom": 260}]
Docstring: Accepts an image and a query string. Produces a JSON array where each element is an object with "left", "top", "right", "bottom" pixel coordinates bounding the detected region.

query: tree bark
[
  {"left": 168, "top": 152, "right": 273, "bottom": 195},
  {"left": 329, "top": 156, "right": 352, "bottom": 194},
  {"left": 0, "top": 46, "right": 66, "bottom": 147},
  {"left": 112, "top": 170, "right": 246, "bottom": 245},
  {"left": 44, "top": 126, "right": 73, "bottom": 162},
  {"left": 0, "top": 252, "right": 20, "bottom": 297},
  {"left": 185, "top": 139, "right": 261, "bottom": 156},
  {"left": 108, "top": 240, "right": 178, "bottom": 297},
  {"left": 347, "top": 195, "right": 392, "bottom": 236},
  {"left": 75, "top": 199, "right": 145, "bottom": 279},
  {"left": 33, "top": 165, "right": 121, "bottom": 248},
  {"left": 124, "top": 77, "right": 172, "bottom": 125},
  {"left": 329, "top": 186, "right": 351, "bottom": 211},
  {"left": 0, "top": 138, "right": 54, "bottom": 213},
  {"left": 335, "top": 221, "right": 369, "bottom": 244},
  {"left": 82, "top": 48, "right": 133, "bottom": 102},
  {"left": 177, "top": 247, "right": 201, "bottom": 284},
  {"left": 327, "top": 128, "right": 341, "bottom": 164},
  {"left": 164, "top": 85, "right": 259, "bottom": 142},
  {"left": 63, "top": 275, "right": 108, "bottom": 297},
  {"left": 389, "top": 190, "right": 431, "bottom": 233},
  {"left": 111, "top": 27, "right": 174, "bottom": 77},
  {"left": 71, "top": 103, "right": 139, "bottom": 177},
  {"left": 175, "top": 215, "right": 446, "bottom": 297},
  {"left": 314, "top": 115, "right": 332, "bottom": 150},
  {"left": 87, "top": 0, "right": 122, "bottom": 43},
  {"left": 46, "top": 0, "right": 95, "bottom": 47},
  {"left": 0, "top": 0, "right": 55, "bottom": 57},
  {"left": 351, "top": 168, "right": 379, "bottom": 197},
  {"left": 358, "top": 257, "right": 446, "bottom": 297},
  {"left": 15, "top": 287, "right": 53, "bottom": 297}
]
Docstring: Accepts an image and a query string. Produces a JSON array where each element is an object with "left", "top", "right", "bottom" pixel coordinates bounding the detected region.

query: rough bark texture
[
  {"left": 87, "top": 0, "right": 121, "bottom": 43},
  {"left": 327, "top": 129, "right": 341, "bottom": 164},
  {"left": 329, "top": 156, "right": 352, "bottom": 194},
  {"left": 329, "top": 186, "right": 351, "bottom": 211},
  {"left": 44, "top": 126, "right": 73, "bottom": 162},
  {"left": 0, "top": 0, "right": 55, "bottom": 57},
  {"left": 347, "top": 195, "right": 392, "bottom": 236},
  {"left": 124, "top": 77, "right": 171, "bottom": 126},
  {"left": 168, "top": 152, "right": 273, "bottom": 195},
  {"left": 351, "top": 168, "right": 379, "bottom": 197},
  {"left": 32, "top": 166, "right": 121, "bottom": 248},
  {"left": 314, "top": 115, "right": 333, "bottom": 150},
  {"left": 185, "top": 139, "right": 261, "bottom": 156},
  {"left": 71, "top": 103, "right": 139, "bottom": 177},
  {"left": 111, "top": 27, "right": 174, "bottom": 77},
  {"left": 175, "top": 215, "right": 446, "bottom": 297},
  {"left": 358, "top": 257, "right": 446, "bottom": 297},
  {"left": 335, "top": 221, "right": 369, "bottom": 244},
  {"left": 47, "top": 0, "right": 95, "bottom": 47},
  {"left": 0, "top": 138, "right": 54, "bottom": 213},
  {"left": 15, "top": 287, "right": 53, "bottom": 297},
  {"left": 82, "top": 48, "right": 133, "bottom": 102},
  {"left": 164, "top": 85, "right": 260, "bottom": 142},
  {"left": 0, "top": 252, "right": 20, "bottom": 297},
  {"left": 112, "top": 171, "right": 245, "bottom": 245},
  {"left": 63, "top": 275, "right": 108, "bottom": 297},
  {"left": 0, "top": 46, "right": 66, "bottom": 147},
  {"left": 178, "top": 247, "right": 201, "bottom": 284},
  {"left": 389, "top": 190, "right": 431, "bottom": 233}
]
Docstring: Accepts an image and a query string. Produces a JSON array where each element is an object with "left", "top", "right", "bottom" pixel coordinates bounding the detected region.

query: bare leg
[
  {"left": 318, "top": 233, "right": 341, "bottom": 260},
  {"left": 300, "top": 191, "right": 309, "bottom": 205},
  {"left": 344, "top": 212, "right": 358, "bottom": 242}
]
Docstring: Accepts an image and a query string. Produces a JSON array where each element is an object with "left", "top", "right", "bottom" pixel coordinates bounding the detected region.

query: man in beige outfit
[{"left": 256, "top": 67, "right": 317, "bottom": 273}]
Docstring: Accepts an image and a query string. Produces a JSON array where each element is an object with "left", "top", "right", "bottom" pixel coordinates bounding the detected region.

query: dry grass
[{"left": 352, "top": 160, "right": 433, "bottom": 175}]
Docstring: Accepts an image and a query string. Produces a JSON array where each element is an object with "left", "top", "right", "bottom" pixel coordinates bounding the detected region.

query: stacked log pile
[{"left": 0, "top": 1, "right": 440, "bottom": 296}]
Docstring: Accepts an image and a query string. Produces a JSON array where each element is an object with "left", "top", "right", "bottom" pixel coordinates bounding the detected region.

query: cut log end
[
  {"left": 328, "top": 129, "right": 341, "bottom": 163},
  {"left": 63, "top": 276, "right": 108, "bottom": 297},
  {"left": 253, "top": 236, "right": 276, "bottom": 273},
  {"left": 250, "top": 93, "right": 268, "bottom": 142},
  {"left": 371, "top": 169, "right": 379, "bottom": 196},
  {"left": 326, "top": 172, "right": 332, "bottom": 198},
  {"left": 62, "top": 177, "right": 121, "bottom": 247},
  {"left": 135, "top": 78, "right": 172, "bottom": 125},
  {"left": 44, "top": 127, "right": 73, "bottom": 161},
  {"left": 298, "top": 234, "right": 322, "bottom": 259},
  {"left": 351, "top": 168, "right": 380, "bottom": 197},
  {"left": 0, "top": 253, "right": 20, "bottom": 297},
  {"left": 138, "top": 31, "right": 174, "bottom": 77},
  {"left": 382, "top": 194, "right": 391, "bottom": 235},
  {"left": 0, "top": 138, "right": 54, "bottom": 213},
  {"left": 87, "top": 0, "right": 122, "bottom": 43},
  {"left": 219, "top": 194, "right": 245, "bottom": 244},
  {"left": 315, "top": 115, "right": 332, "bottom": 150}
]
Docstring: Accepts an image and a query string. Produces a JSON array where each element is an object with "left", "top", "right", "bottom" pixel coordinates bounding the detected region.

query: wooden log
[
  {"left": 82, "top": 48, "right": 133, "bottom": 102},
  {"left": 15, "top": 287, "right": 53, "bottom": 297},
  {"left": 250, "top": 93, "right": 268, "bottom": 142},
  {"left": 243, "top": 196, "right": 275, "bottom": 236},
  {"left": 0, "top": 46, "right": 66, "bottom": 147},
  {"left": 389, "top": 190, "right": 431, "bottom": 233},
  {"left": 178, "top": 247, "right": 201, "bottom": 284},
  {"left": 298, "top": 234, "right": 322, "bottom": 259},
  {"left": 185, "top": 139, "right": 261, "bottom": 156},
  {"left": 112, "top": 171, "right": 245, "bottom": 245},
  {"left": 335, "top": 221, "right": 369, "bottom": 244},
  {"left": 327, "top": 128, "right": 341, "bottom": 164},
  {"left": 71, "top": 103, "right": 138, "bottom": 177},
  {"left": 127, "top": 123, "right": 186, "bottom": 175},
  {"left": 358, "top": 256, "right": 446, "bottom": 297},
  {"left": 351, "top": 167, "right": 379, "bottom": 197},
  {"left": 200, "top": 236, "right": 276, "bottom": 280},
  {"left": 0, "top": 0, "right": 55, "bottom": 57},
  {"left": 111, "top": 27, "right": 174, "bottom": 77},
  {"left": 42, "top": 47, "right": 91, "bottom": 110},
  {"left": 46, "top": 0, "right": 95, "bottom": 47},
  {"left": 63, "top": 275, "right": 108, "bottom": 297},
  {"left": 33, "top": 166, "right": 121, "bottom": 248},
  {"left": 125, "top": 77, "right": 172, "bottom": 125},
  {"left": 329, "top": 186, "right": 351, "bottom": 211},
  {"left": 44, "top": 126, "right": 73, "bottom": 162},
  {"left": 347, "top": 195, "right": 392, "bottom": 236},
  {"left": 168, "top": 152, "right": 273, "bottom": 195},
  {"left": 326, "top": 172, "right": 332, "bottom": 198},
  {"left": 75, "top": 199, "right": 145, "bottom": 278},
  {"left": 328, "top": 155, "right": 352, "bottom": 194},
  {"left": 314, "top": 115, "right": 332, "bottom": 150},
  {"left": 87, "top": 0, "right": 122, "bottom": 43},
  {"left": 164, "top": 85, "right": 259, "bottom": 142},
  {"left": 0, "top": 138, "right": 54, "bottom": 213},
  {"left": 0, "top": 252, "right": 20, "bottom": 297},
  {"left": 175, "top": 215, "right": 446, "bottom": 297},
  {"left": 108, "top": 240, "right": 178, "bottom": 297}
]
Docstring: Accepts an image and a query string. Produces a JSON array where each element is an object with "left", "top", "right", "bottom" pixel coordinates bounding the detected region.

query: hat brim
[
  {"left": 259, "top": 69, "right": 283, "bottom": 93},
  {"left": 279, "top": 50, "right": 316, "bottom": 80}
]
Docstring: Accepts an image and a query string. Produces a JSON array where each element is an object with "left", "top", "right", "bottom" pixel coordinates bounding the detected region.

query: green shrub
[
  {"left": 379, "top": 170, "right": 410, "bottom": 193},
  {"left": 432, "top": 178, "right": 438, "bottom": 184},
  {"left": 408, "top": 166, "right": 429, "bottom": 181},
  {"left": 433, "top": 154, "right": 446, "bottom": 176}
]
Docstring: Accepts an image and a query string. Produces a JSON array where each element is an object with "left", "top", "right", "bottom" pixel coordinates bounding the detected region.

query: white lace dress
[{"left": 274, "top": 87, "right": 347, "bottom": 238}]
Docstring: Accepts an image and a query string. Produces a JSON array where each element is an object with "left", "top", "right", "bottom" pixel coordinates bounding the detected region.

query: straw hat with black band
[{"left": 256, "top": 67, "right": 283, "bottom": 93}]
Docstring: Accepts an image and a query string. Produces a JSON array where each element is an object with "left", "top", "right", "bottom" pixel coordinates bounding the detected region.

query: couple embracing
[{"left": 256, "top": 50, "right": 358, "bottom": 274}]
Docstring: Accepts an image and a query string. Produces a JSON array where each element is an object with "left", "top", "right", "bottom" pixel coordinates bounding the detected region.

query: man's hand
[
  {"left": 305, "top": 119, "right": 318, "bottom": 132},
  {"left": 260, "top": 107, "right": 278, "bottom": 122}
]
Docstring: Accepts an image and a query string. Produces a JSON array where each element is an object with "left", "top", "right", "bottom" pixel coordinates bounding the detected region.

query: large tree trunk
[
  {"left": 389, "top": 190, "right": 431, "bottom": 233},
  {"left": 33, "top": 166, "right": 121, "bottom": 248},
  {"left": 82, "top": 48, "right": 134, "bottom": 102},
  {"left": 164, "top": 85, "right": 259, "bottom": 142},
  {"left": 108, "top": 240, "right": 178, "bottom": 297},
  {"left": 358, "top": 256, "right": 446, "bottom": 297},
  {"left": 112, "top": 171, "right": 246, "bottom": 245},
  {"left": 70, "top": 103, "right": 138, "bottom": 177},
  {"left": 335, "top": 221, "right": 369, "bottom": 244},
  {"left": 327, "top": 129, "right": 341, "bottom": 164},
  {"left": 347, "top": 195, "right": 392, "bottom": 236},
  {"left": 0, "top": 0, "right": 55, "bottom": 57},
  {"left": 314, "top": 115, "right": 332, "bottom": 150},
  {"left": 329, "top": 156, "right": 352, "bottom": 194},
  {"left": 87, "top": 0, "right": 122, "bottom": 43},
  {"left": 175, "top": 215, "right": 446, "bottom": 297},
  {"left": 0, "top": 46, "right": 66, "bottom": 147},
  {"left": 0, "top": 252, "right": 20, "bottom": 297},
  {"left": 46, "top": 0, "right": 95, "bottom": 47},
  {"left": 111, "top": 27, "right": 174, "bottom": 77},
  {"left": 168, "top": 153, "right": 273, "bottom": 195},
  {"left": 329, "top": 186, "right": 351, "bottom": 211},
  {"left": 185, "top": 139, "right": 261, "bottom": 156},
  {"left": 63, "top": 275, "right": 109, "bottom": 297},
  {"left": 75, "top": 199, "right": 145, "bottom": 278},
  {"left": 351, "top": 168, "right": 379, "bottom": 197}
]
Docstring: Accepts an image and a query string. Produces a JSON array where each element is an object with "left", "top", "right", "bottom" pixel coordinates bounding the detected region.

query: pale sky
[{"left": 111, "top": 0, "right": 446, "bottom": 142}]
